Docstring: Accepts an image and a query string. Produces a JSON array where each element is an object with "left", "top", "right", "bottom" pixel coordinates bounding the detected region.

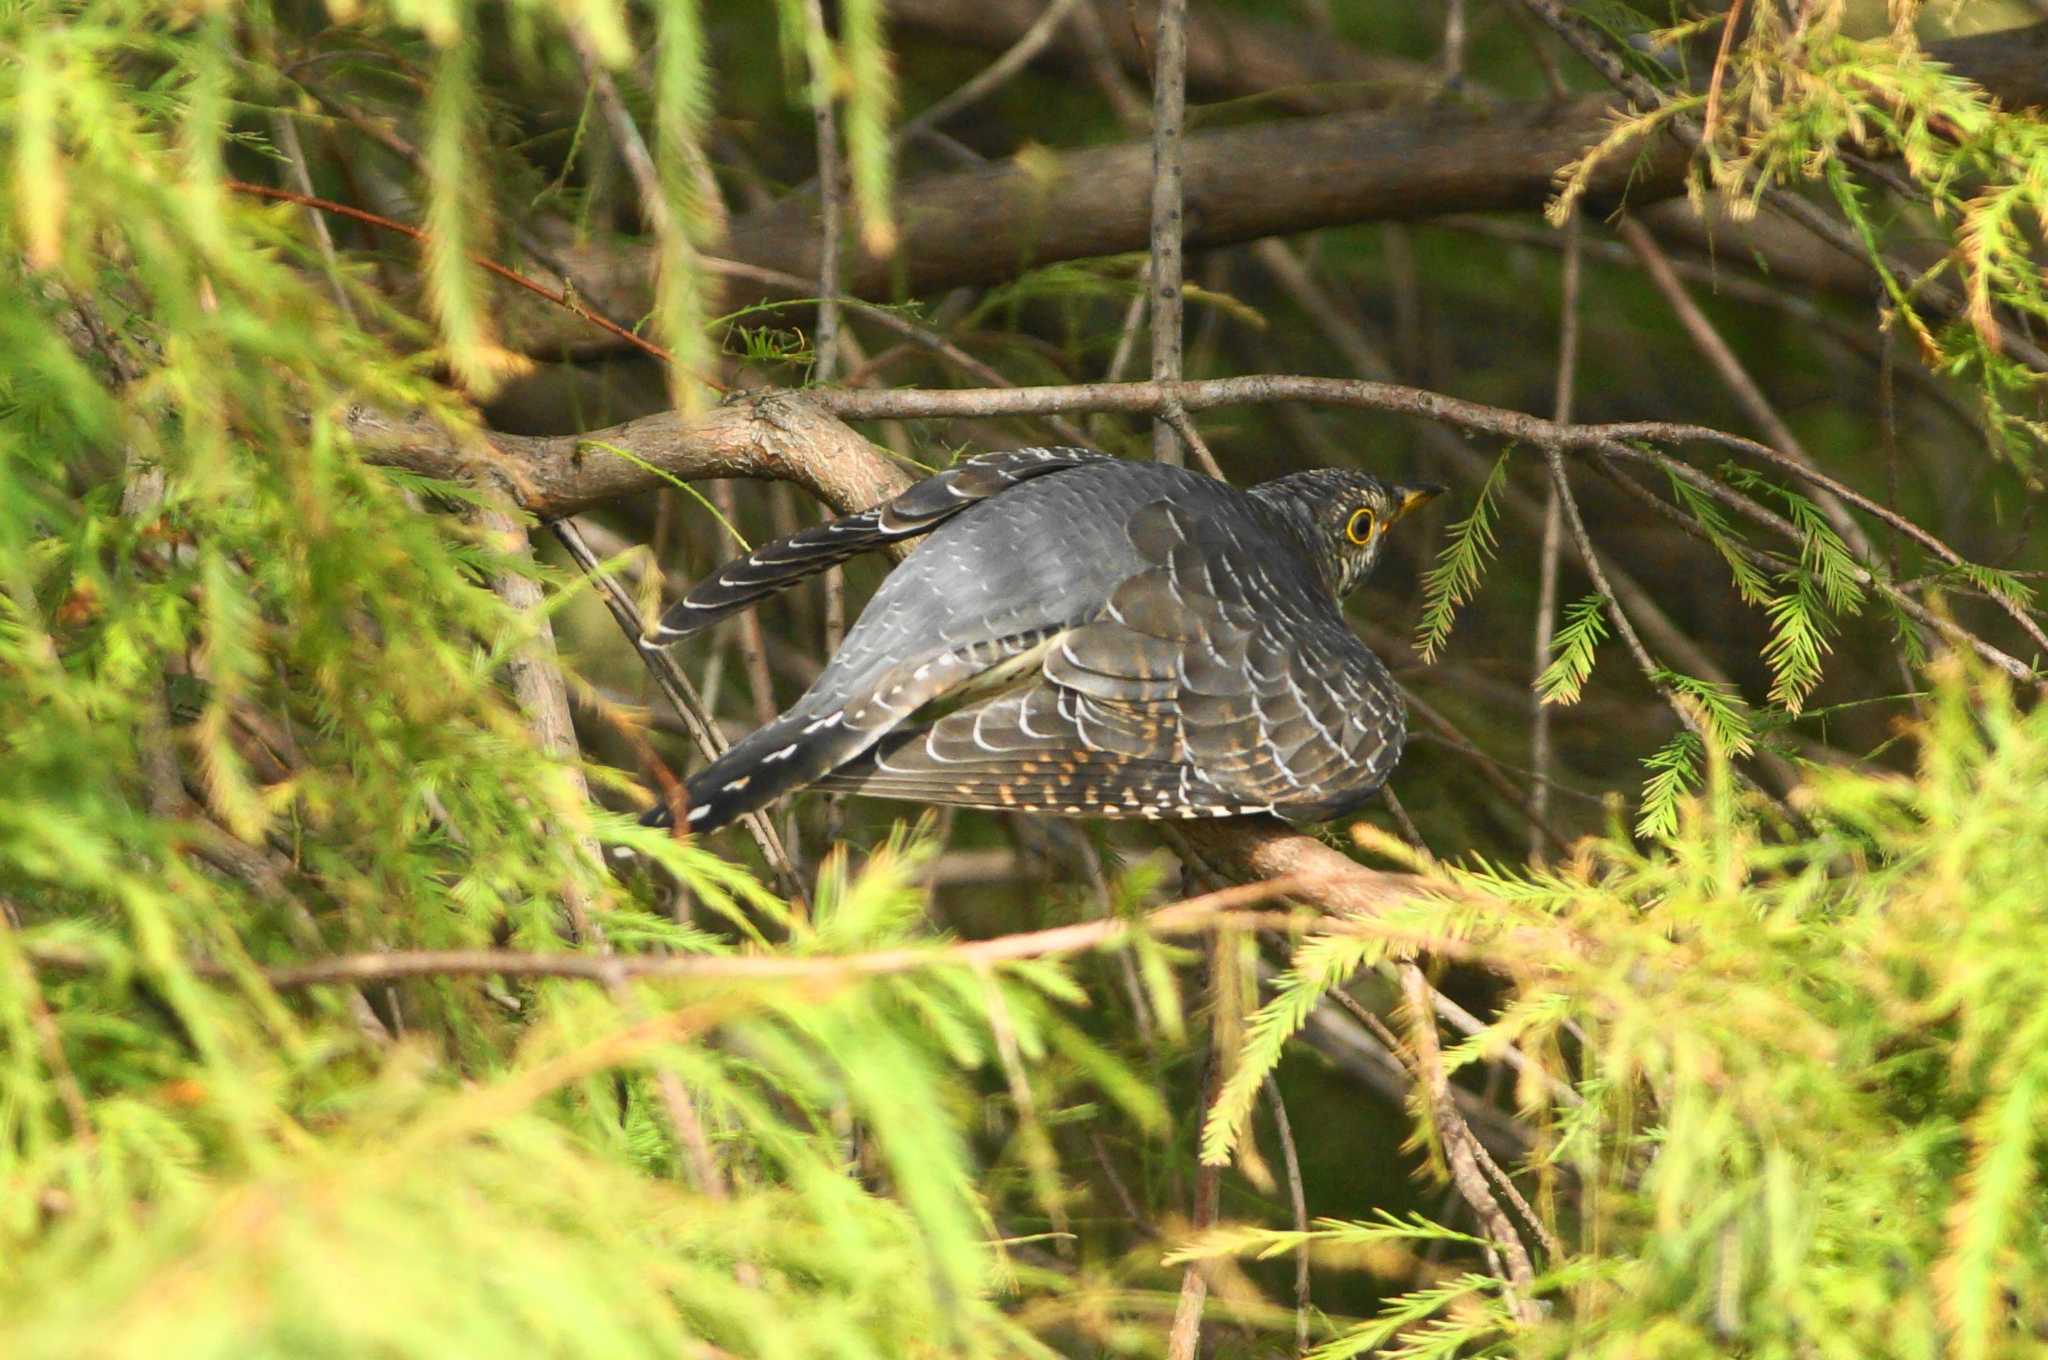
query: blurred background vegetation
[{"left": 4, "top": 0, "right": 2048, "bottom": 1354}]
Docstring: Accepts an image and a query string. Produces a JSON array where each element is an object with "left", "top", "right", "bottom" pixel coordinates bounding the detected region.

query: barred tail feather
[
  {"left": 641, "top": 707, "right": 860, "bottom": 833},
  {"left": 644, "top": 447, "right": 1103, "bottom": 646},
  {"left": 643, "top": 506, "right": 907, "bottom": 646}
]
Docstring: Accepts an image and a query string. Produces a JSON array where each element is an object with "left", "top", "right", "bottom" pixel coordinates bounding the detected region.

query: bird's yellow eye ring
[{"left": 1346, "top": 507, "right": 1377, "bottom": 545}]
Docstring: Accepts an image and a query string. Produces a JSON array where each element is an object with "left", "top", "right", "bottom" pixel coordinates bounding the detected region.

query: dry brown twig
[
  {"left": 549, "top": 518, "right": 806, "bottom": 901},
  {"left": 1400, "top": 962, "right": 1543, "bottom": 1324},
  {"left": 1262, "top": 1072, "right": 1312, "bottom": 1354},
  {"left": 3, "top": 905, "right": 97, "bottom": 1150},
  {"left": 1147, "top": 0, "right": 1188, "bottom": 469},
  {"left": 1530, "top": 211, "right": 1580, "bottom": 858},
  {"left": 799, "top": 0, "right": 845, "bottom": 383},
  {"left": 26, "top": 872, "right": 1483, "bottom": 992},
  {"left": 224, "top": 178, "right": 677, "bottom": 367},
  {"left": 485, "top": 509, "right": 608, "bottom": 946}
]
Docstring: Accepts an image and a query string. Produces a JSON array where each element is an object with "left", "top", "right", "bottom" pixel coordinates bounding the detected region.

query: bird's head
[{"left": 1255, "top": 468, "right": 1445, "bottom": 598}]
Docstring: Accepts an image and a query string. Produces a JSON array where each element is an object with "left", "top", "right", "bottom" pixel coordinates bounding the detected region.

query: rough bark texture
[
  {"left": 737, "top": 94, "right": 1659, "bottom": 300},
  {"left": 503, "top": 22, "right": 2048, "bottom": 348},
  {"left": 349, "top": 393, "right": 910, "bottom": 522}
]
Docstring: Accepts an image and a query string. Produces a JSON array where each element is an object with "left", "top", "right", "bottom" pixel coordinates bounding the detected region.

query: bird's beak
[{"left": 1391, "top": 482, "right": 1447, "bottom": 522}]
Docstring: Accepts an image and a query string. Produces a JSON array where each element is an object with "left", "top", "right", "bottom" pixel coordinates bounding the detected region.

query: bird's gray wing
[
  {"left": 656, "top": 624, "right": 1066, "bottom": 831},
  {"left": 820, "top": 498, "right": 1406, "bottom": 821},
  {"left": 646, "top": 447, "right": 1108, "bottom": 645}
]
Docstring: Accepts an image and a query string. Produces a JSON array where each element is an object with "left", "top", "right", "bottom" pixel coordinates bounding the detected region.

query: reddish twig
[
  {"left": 1702, "top": 0, "right": 1746, "bottom": 144},
  {"left": 223, "top": 178, "right": 683, "bottom": 368}
]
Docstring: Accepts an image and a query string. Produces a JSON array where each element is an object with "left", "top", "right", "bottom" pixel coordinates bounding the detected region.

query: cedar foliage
[{"left": 4, "top": 1, "right": 2048, "bottom": 1355}]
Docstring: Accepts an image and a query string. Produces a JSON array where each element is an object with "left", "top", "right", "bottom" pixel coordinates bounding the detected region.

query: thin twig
[
  {"left": 1399, "top": 963, "right": 1542, "bottom": 1323},
  {"left": 486, "top": 508, "right": 607, "bottom": 946},
  {"left": 1263, "top": 1072, "right": 1313, "bottom": 1355},
  {"left": 705, "top": 255, "right": 1093, "bottom": 445},
  {"left": 1147, "top": 0, "right": 1189, "bottom": 465},
  {"left": 1168, "top": 1018, "right": 1223, "bottom": 1360},
  {"left": 292, "top": 73, "right": 660, "bottom": 353},
  {"left": 1424, "top": 980, "right": 1582, "bottom": 1109},
  {"left": 3, "top": 910, "right": 96, "bottom": 1149},
  {"left": 1511, "top": 0, "right": 2048, "bottom": 374},
  {"left": 1701, "top": 0, "right": 1746, "bottom": 143},
  {"left": 1530, "top": 211, "right": 1580, "bottom": 858},
  {"left": 548, "top": 519, "right": 806, "bottom": 900},
  {"left": 224, "top": 178, "right": 678, "bottom": 366},
  {"left": 1616, "top": 215, "right": 1878, "bottom": 563},
  {"left": 568, "top": 29, "right": 676, "bottom": 242},
  {"left": 1434, "top": 214, "right": 1986, "bottom": 436},
  {"left": 1596, "top": 441, "right": 2042, "bottom": 681},
  {"left": 896, "top": 0, "right": 1086, "bottom": 148},
  {"left": 708, "top": 483, "right": 782, "bottom": 732},
  {"left": 269, "top": 110, "right": 357, "bottom": 324},
  {"left": 1543, "top": 450, "right": 1702, "bottom": 738},
  {"left": 1162, "top": 406, "right": 1228, "bottom": 479},
  {"left": 114, "top": 440, "right": 395, "bottom": 1046},
  {"left": 802, "top": 0, "right": 845, "bottom": 383},
  {"left": 808, "top": 376, "right": 2042, "bottom": 682},
  {"left": 1439, "top": 0, "right": 1469, "bottom": 85},
  {"left": 27, "top": 876, "right": 1438, "bottom": 991}
]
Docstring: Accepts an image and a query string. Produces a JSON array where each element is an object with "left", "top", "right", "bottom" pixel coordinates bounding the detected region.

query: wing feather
[
  {"left": 814, "top": 497, "right": 1404, "bottom": 823},
  {"left": 647, "top": 447, "right": 1107, "bottom": 645}
]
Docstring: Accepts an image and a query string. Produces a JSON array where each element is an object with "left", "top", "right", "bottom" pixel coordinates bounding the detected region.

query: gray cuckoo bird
[{"left": 642, "top": 450, "right": 1441, "bottom": 834}]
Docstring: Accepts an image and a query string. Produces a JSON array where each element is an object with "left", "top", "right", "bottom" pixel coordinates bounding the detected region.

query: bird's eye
[{"left": 1345, "top": 507, "right": 1377, "bottom": 545}]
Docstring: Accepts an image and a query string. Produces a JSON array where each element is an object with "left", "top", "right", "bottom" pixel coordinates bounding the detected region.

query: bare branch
[
  {"left": 1400, "top": 962, "right": 1542, "bottom": 1323},
  {"left": 1530, "top": 211, "right": 1580, "bottom": 857},
  {"left": 512, "top": 23, "right": 2048, "bottom": 334},
  {"left": 1147, "top": 0, "right": 1188, "bottom": 465},
  {"left": 28, "top": 874, "right": 1466, "bottom": 992},
  {"left": 485, "top": 508, "right": 607, "bottom": 945},
  {"left": 550, "top": 518, "right": 806, "bottom": 898},
  {"left": 800, "top": 0, "right": 845, "bottom": 382}
]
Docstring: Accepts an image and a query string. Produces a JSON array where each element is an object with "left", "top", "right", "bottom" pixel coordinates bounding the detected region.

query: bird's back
[{"left": 803, "top": 458, "right": 1281, "bottom": 714}]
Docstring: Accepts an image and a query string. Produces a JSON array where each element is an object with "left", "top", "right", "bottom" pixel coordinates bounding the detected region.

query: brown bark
[
  {"left": 346, "top": 392, "right": 906, "bottom": 522},
  {"left": 734, "top": 93, "right": 1658, "bottom": 301},
  {"left": 1176, "top": 816, "right": 1431, "bottom": 918},
  {"left": 505, "top": 22, "right": 2048, "bottom": 345}
]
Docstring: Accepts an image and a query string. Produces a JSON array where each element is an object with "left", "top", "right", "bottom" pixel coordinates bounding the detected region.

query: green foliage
[
  {"left": 1534, "top": 593, "right": 1609, "bottom": 705},
  {"left": 1199, "top": 932, "right": 1392, "bottom": 1167},
  {"left": 1414, "top": 448, "right": 1510, "bottom": 662},
  {"left": 1557, "top": 4, "right": 2048, "bottom": 469},
  {"left": 1655, "top": 669, "right": 1757, "bottom": 759},
  {"left": 1667, "top": 471, "right": 1773, "bottom": 606},
  {"left": 8, "top": 1, "right": 2048, "bottom": 1355},
  {"left": 0, "top": 4, "right": 1127, "bottom": 1354},
  {"left": 1633, "top": 730, "right": 1702, "bottom": 839},
  {"left": 837, "top": 0, "right": 898, "bottom": 254},
  {"left": 1203, "top": 661, "right": 2048, "bottom": 1356},
  {"left": 1761, "top": 567, "right": 1839, "bottom": 713}
]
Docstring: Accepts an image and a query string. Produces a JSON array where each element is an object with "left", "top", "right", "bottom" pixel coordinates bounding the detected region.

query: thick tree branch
[
  {"left": 346, "top": 394, "right": 909, "bottom": 522},
  {"left": 516, "top": 24, "right": 2046, "bottom": 334}
]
